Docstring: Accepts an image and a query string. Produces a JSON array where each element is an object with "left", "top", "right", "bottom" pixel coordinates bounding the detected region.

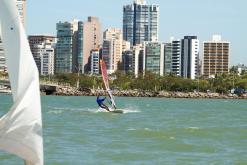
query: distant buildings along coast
[{"left": 0, "top": 0, "right": 236, "bottom": 80}]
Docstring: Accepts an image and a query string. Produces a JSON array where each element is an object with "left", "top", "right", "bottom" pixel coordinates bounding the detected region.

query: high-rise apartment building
[
  {"left": 90, "top": 49, "right": 100, "bottom": 75},
  {"left": 41, "top": 48, "right": 55, "bottom": 76},
  {"left": 143, "top": 42, "right": 164, "bottom": 76},
  {"left": 56, "top": 20, "right": 84, "bottom": 74},
  {"left": 203, "top": 35, "right": 230, "bottom": 78},
  {"left": 56, "top": 21, "right": 75, "bottom": 73},
  {"left": 181, "top": 36, "right": 199, "bottom": 79},
  {"left": 123, "top": 0, "right": 159, "bottom": 46},
  {"left": 83, "top": 17, "right": 102, "bottom": 73},
  {"left": 0, "top": 0, "right": 26, "bottom": 72},
  {"left": 171, "top": 39, "right": 181, "bottom": 76},
  {"left": 102, "top": 28, "right": 123, "bottom": 73},
  {"left": 77, "top": 21, "right": 84, "bottom": 73},
  {"left": 28, "top": 35, "right": 56, "bottom": 75}
]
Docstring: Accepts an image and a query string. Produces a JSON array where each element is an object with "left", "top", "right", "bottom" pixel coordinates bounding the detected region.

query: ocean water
[{"left": 0, "top": 94, "right": 247, "bottom": 165}]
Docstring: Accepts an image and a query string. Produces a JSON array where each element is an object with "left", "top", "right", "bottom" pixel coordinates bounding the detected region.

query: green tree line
[{"left": 38, "top": 70, "right": 247, "bottom": 94}]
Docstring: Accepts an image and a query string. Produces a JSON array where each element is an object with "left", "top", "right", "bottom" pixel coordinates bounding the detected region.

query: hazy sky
[{"left": 26, "top": 0, "right": 247, "bottom": 65}]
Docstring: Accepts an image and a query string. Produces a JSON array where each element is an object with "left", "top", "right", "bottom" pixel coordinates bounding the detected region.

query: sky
[{"left": 26, "top": 0, "right": 247, "bottom": 65}]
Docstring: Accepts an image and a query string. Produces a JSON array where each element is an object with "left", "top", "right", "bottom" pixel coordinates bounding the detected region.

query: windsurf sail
[
  {"left": 0, "top": 0, "right": 43, "bottom": 165},
  {"left": 100, "top": 59, "right": 117, "bottom": 109}
]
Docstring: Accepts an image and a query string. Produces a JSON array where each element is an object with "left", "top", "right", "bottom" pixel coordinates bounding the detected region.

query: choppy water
[{"left": 0, "top": 94, "right": 247, "bottom": 164}]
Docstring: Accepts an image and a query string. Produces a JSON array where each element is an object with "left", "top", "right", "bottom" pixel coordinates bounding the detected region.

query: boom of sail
[{"left": 0, "top": 0, "right": 43, "bottom": 164}]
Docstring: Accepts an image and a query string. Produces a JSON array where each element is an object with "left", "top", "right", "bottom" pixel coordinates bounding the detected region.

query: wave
[
  {"left": 45, "top": 105, "right": 141, "bottom": 114},
  {"left": 47, "top": 106, "right": 90, "bottom": 112},
  {"left": 144, "top": 128, "right": 152, "bottom": 131},
  {"left": 127, "top": 128, "right": 137, "bottom": 131},
  {"left": 122, "top": 109, "right": 141, "bottom": 114},
  {"left": 47, "top": 110, "right": 63, "bottom": 114},
  {"left": 92, "top": 108, "right": 108, "bottom": 113},
  {"left": 187, "top": 127, "right": 200, "bottom": 130},
  {"left": 127, "top": 127, "right": 153, "bottom": 131},
  {"left": 91, "top": 107, "right": 141, "bottom": 114}
]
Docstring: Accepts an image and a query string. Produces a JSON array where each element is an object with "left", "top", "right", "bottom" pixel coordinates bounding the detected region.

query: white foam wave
[
  {"left": 127, "top": 128, "right": 137, "bottom": 131},
  {"left": 48, "top": 106, "right": 91, "bottom": 112},
  {"left": 46, "top": 106, "right": 141, "bottom": 114},
  {"left": 122, "top": 109, "right": 141, "bottom": 114},
  {"left": 187, "top": 127, "right": 200, "bottom": 130},
  {"left": 144, "top": 128, "right": 152, "bottom": 131},
  {"left": 47, "top": 110, "right": 63, "bottom": 114},
  {"left": 93, "top": 107, "right": 141, "bottom": 114},
  {"left": 93, "top": 108, "right": 109, "bottom": 113}
]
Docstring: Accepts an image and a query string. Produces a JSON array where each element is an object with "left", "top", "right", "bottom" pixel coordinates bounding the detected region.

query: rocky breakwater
[
  {"left": 54, "top": 86, "right": 247, "bottom": 99},
  {"left": 112, "top": 90, "right": 247, "bottom": 99},
  {"left": 55, "top": 86, "right": 92, "bottom": 96}
]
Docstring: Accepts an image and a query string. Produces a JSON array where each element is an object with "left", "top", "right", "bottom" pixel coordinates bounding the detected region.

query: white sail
[
  {"left": 0, "top": 0, "right": 43, "bottom": 165},
  {"left": 100, "top": 60, "right": 117, "bottom": 109}
]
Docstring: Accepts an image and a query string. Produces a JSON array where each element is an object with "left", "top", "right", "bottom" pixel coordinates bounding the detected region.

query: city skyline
[{"left": 26, "top": 0, "right": 247, "bottom": 66}]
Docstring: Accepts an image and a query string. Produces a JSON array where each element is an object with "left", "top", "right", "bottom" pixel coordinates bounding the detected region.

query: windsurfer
[{"left": 96, "top": 95, "right": 110, "bottom": 112}]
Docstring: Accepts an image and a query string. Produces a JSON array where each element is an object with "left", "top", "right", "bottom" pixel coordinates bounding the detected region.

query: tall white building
[
  {"left": 132, "top": 44, "right": 144, "bottom": 77},
  {"left": 181, "top": 36, "right": 199, "bottom": 79},
  {"left": 41, "top": 47, "right": 55, "bottom": 75},
  {"left": 28, "top": 35, "right": 56, "bottom": 75},
  {"left": 170, "top": 38, "right": 181, "bottom": 76},
  {"left": 0, "top": 0, "right": 26, "bottom": 72}
]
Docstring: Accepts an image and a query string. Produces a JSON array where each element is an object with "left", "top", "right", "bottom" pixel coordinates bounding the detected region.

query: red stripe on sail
[{"left": 100, "top": 60, "right": 109, "bottom": 90}]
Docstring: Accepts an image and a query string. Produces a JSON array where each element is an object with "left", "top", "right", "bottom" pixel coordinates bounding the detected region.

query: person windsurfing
[{"left": 96, "top": 95, "right": 110, "bottom": 112}]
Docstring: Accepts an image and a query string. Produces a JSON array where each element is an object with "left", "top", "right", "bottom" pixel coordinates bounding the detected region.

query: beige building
[
  {"left": 102, "top": 28, "right": 123, "bottom": 73},
  {"left": 83, "top": 17, "right": 102, "bottom": 73},
  {"left": 0, "top": 0, "right": 27, "bottom": 72},
  {"left": 203, "top": 35, "right": 230, "bottom": 78}
]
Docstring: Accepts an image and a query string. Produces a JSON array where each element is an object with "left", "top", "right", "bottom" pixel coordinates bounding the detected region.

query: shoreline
[
  {"left": 54, "top": 86, "right": 247, "bottom": 99},
  {"left": 1, "top": 87, "right": 247, "bottom": 99}
]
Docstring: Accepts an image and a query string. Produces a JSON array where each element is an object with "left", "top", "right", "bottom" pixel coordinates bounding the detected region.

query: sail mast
[{"left": 0, "top": 0, "right": 43, "bottom": 164}]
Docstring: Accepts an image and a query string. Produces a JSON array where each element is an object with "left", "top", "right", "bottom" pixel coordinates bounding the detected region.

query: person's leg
[{"left": 101, "top": 103, "right": 110, "bottom": 111}]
